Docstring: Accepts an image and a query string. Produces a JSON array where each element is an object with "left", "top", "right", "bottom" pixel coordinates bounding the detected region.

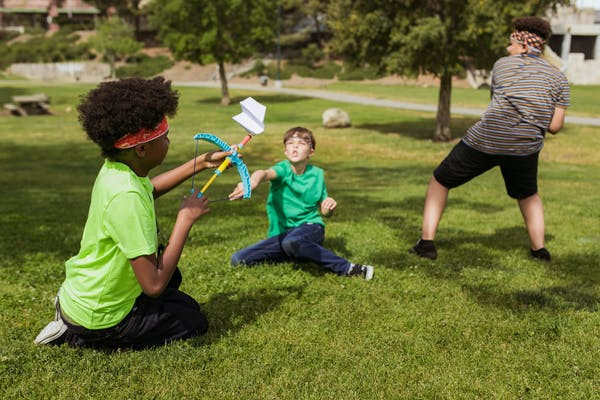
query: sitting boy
[
  {"left": 35, "top": 77, "right": 231, "bottom": 348},
  {"left": 229, "top": 127, "right": 374, "bottom": 280},
  {"left": 410, "top": 16, "right": 570, "bottom": 261}
]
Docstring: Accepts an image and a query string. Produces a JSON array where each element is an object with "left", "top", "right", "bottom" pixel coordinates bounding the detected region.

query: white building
[{"left": 548, "top": 4, "right": 600, "bottom": 84}]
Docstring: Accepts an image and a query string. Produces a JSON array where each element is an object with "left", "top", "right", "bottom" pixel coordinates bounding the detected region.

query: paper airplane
[{"left": 232, "top": 97, "right": 266, "bottom": 135}]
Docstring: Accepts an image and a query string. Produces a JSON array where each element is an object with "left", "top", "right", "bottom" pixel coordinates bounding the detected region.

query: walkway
[{"left": 176, "top": 81, "right": 600, "bottom": 127}]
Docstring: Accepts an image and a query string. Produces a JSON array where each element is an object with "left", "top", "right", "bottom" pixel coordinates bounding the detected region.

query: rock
[{"left": 322, "top": 108, "right": 351, "bottom": 128}]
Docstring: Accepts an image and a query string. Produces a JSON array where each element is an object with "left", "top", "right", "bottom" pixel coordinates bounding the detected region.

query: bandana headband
[
  {"left": 113, "top": 117, "right": 169, "bottom": 149},
  {"left": 510, "top": 30, "right": 545, "bottom": 54}
]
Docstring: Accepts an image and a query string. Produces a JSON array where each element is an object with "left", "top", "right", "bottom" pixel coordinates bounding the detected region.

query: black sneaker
[
  {"left": 531, "top": 247, "right": 551, "bottom": 261},
  {"left": 409, "top": 239, "right": 437, "bottom": 260},
  {"left": 347, "top": 264, "right": 374, "bottom": 281}
]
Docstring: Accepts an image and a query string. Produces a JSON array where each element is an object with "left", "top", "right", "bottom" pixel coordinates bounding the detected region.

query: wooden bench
[{"left": 4, "top": 94, "right": 53, "bottom": 116}]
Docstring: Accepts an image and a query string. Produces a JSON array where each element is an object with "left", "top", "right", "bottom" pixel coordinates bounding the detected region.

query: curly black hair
[
  {"left": 78, "top": 77, "right": 179, "bottom": 159},
  {"left": 514, "top": 16, "right": 552, "bottom": 41}
]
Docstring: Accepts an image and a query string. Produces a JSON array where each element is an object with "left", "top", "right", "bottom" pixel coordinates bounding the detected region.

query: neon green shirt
[
  {"left": 266, "top": 160, "right": 328, "bottom": 237},
  {"left": 59, "top": 160, "right": 157, "bottom": 329}
]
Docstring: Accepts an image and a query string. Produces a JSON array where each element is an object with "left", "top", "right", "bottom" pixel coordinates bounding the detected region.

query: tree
[
  {"left": 149, "top": 0, "right": 277, "bottom": 106},
  {"left": 327, "top": 0, "right": 569, "bottom": 141},
  {"left": 84, "top": 1, "right": 145, "bottom": 37},
  {"left": 90, "top": 16, "right": 143, "bottom": 78}
]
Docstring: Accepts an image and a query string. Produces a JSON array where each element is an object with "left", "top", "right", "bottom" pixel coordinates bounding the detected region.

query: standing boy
[
  {"left": 229, "top": 127, "right": 374, "bottom": 280},
  {"left": 410, "top": 16, "right": 570, "bottom": 261},
  {"left": 35, "top": 77, "right": 231, "bottom": 348}
]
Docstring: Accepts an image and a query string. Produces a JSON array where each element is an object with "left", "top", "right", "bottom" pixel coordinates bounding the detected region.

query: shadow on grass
[
  {"left": 0, "top": 86, "right": 29, "bottom": 105},
  {"left": 462, "top": 281, "right": 599, "bottom": 312},
  {"left": 195, "top": 94, "right": 311, "bottom": 106},
  {"left": 193, "top": 285, "right": 305, "bottom": 346},
  {"left": 355, "top": 116, "right": 479, "bottom": 141}
]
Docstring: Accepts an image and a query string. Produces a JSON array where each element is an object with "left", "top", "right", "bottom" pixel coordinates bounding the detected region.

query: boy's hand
[
  {"left": 201, "top": 149, "right": 241, "bottom": 170},
  {"left": 321, "top": 197, "right": 337, "bottom": 217},
  {"left": 228, "top": 182, "right": 245, "bottom": 200},
  {"left": 179, "top": 194, "right": 210, "bottom": 223}
]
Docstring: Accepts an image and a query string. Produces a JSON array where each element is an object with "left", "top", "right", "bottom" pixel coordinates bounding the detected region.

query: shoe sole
[
  {"left": 34, "top": 320, "right": 68, "bottom": 345},
  {"left": 364, "top": 266, "right": 374, "bottom": 281}
]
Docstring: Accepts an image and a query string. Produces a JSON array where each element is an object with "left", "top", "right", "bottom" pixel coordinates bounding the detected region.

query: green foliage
[
  {"left": 0, "top": 32, "right": 93, "bottom": 69},
  {"left": 115, "top": 55, "right": 175, "bottom": 78},
  {"left": 90, "top": 16, "right": 143, "bottom": 78},
  {"left": 300, "top": 43, "right": 324, "bottom": 66},
  {"left": 150, "top": 0, "right": 277, "bottom": 65},
  {"left": 338, "top": 64, "right": 384, "bottom": 81},
  {"left": 1, "top": 82, "right": 599, "bottom": 399}
]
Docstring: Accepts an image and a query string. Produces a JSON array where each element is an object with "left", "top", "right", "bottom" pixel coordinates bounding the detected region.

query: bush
[
  {"left": 338, "top": 64, "right": 385, "bottom": 81},
  {"left": 2, "top": 32, "right": 93, "bottom": 65},
  {"left": 241, "top": 60, "right": 267, "bottom": 78},
  {"left": 115, "top": 54, "right": 174, "bottom": 78},
  {"left": 300, "top": 44, "right": 323, "bottom": 67}
]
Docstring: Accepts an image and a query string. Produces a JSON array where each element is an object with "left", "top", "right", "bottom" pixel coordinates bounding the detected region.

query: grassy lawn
[
  {"left": 323, "top": 81, "right": 600, "bottom": 117},
  {"left": 1, "top": 82, "right": 599, "bottom": 399}
]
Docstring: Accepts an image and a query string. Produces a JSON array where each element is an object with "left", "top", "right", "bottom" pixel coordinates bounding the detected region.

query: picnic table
[{"left": 4, "top": 94, "right": 53, "bottom": 116}]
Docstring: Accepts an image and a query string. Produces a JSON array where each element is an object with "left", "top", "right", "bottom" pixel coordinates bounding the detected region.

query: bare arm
[
  {"left": 151, "top": 150, "right": 231, "bottom": 199},
  {"left": 130, "top": 195, "right": 210, "bottom": 297},
  {"left": 548, "top": 106, "right": 566, "bottom": 134},
  {"left": 228, "top": 168, "right": 277, "bottom": 199}
]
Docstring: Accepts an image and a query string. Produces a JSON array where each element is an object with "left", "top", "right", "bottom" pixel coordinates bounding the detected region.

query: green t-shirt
[
  {"left": 266, "top": 160, "right": 328, "bottom": 237},
  {"left": 59, "top": 160, "right": 157, "bottom": 329}
]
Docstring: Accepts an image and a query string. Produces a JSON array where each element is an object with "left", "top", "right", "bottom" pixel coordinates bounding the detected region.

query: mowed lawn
[{"left": 1, "top": 82, "right": 599, "bottom": 399}]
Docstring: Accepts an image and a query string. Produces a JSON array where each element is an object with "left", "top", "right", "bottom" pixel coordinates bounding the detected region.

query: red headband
[{"left": 113, "top": 117, "right": 169, "bottom": 149}]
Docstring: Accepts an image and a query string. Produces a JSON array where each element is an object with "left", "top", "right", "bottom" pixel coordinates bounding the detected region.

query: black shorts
[{"left": 433, "top": 141, "right": 539, "bottom": 199}]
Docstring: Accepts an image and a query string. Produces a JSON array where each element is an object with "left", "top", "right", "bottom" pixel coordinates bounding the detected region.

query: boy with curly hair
[
  {"left": 229, "top": 127, "right": 374, "bottom": 280},
  {"left": 35, "top": 77, "right": 231, "bottom": 348},
  {"left": 410, "top": 16, "right": 570, "bottom": 261}
]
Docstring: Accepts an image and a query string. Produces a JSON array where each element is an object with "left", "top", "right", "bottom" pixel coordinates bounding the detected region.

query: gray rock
[{"left": 322, "top": 108, "right": 351, "bottom": 128}]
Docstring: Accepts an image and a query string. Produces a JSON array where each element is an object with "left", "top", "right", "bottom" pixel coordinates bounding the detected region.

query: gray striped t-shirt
[{"left": 463, "top": 54, "right": 570, "bottom": 155}]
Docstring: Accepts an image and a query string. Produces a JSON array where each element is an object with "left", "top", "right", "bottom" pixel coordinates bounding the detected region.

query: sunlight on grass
[{"left": 1, "top": 83, "right": 599, "bottom": 399}]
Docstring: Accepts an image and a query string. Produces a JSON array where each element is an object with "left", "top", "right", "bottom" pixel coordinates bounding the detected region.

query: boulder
[{"left": 322, "top": 108, "right": 351, "bottom": 128}]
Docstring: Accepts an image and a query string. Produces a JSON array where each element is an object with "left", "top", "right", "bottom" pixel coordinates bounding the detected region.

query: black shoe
[
  {"left": 347, "top": 264, "right": 374, "bottom": 280},
  {"left": 531, "top": 247, "right": 551, "bottom": 261},
  {"left": 409, "top": 239, "right": 437, "bottom": 260}
]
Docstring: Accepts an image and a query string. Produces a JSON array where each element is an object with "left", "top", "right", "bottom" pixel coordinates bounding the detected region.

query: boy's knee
[{"left": 281, "top": 238, "right": 300, "bottom": 257}]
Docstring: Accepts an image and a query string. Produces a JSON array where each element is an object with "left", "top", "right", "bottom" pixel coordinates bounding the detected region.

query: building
[
  {"left": 548, "top": 4, "right": 600, "bottom": 84},
  {"left": 0, "top": 0, "right": 99, "bottom": 32}
]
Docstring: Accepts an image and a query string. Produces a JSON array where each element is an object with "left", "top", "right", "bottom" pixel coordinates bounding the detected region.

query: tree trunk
[
  {"left": 434, "top": 70, "right": 452, "bottom": 142},
  {"left": 109, "top": 53, "right": 116, "bottom": 79},
  {"left": 218, "top": 61, "right": 230, "bottom": 106}
]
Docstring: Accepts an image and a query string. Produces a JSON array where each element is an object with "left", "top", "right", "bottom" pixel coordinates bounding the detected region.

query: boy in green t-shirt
[
  {"left": 229, "top": 127, "right": 374, "bottom": 280},
  {"left": 35, "top": 77, "right": 231, "bottom": 348}
]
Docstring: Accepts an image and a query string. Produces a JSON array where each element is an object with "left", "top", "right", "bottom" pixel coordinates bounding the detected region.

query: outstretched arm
[
  {"left": 229, "top": 168, "right": 277, "bottom": 199},
  {"left": 130, "top": 195, "right": 210, "bottom": 297},
  {"left": 151, "top": 150, "right": 231, "bottom": 198},
  {"left": 548, "top": 106, "right": 566, "bottom": 134}
]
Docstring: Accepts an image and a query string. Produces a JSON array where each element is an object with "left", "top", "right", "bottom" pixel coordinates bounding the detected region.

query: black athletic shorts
[{"left": 433, "top": 140, "right": 539, "bottom": 199}]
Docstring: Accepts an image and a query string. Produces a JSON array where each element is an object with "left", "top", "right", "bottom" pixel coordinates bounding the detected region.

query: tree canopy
[
  {"left": 327, "top": 0, "right": 569, "bottom": 141},
  {"left": 149, "top": 0, "right": 278, "bottom": 105},
  {"left": 90, "top": 16, "right": 142, "bottom": 78}
]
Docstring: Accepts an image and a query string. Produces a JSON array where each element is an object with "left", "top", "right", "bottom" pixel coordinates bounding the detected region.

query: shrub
[
  {"left": 115, "top": 54, "right": 174, "bottom": 78},
  {"left": 300, "top": 44, "right": 323, "bottom": 67},
  {"left": 338, "top": 64, "right": 385, "bottom": 81},
  {"left": 2, "top": 32, "right": 93, "bottom": 64}
]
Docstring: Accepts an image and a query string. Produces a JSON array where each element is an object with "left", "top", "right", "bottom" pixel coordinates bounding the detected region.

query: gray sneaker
[
  {"left": 34, "top": 296, "right": 68, "bottom": 345},
  {"left": 347, "top": 263, "right": 374, "bottom": 281}
]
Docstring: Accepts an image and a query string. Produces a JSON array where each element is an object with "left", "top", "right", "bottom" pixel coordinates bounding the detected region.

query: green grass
[
  {"left": 322, "top": 81, "right": 600, "bottom": 117},
  {"left": 1, "top": 83, "right": 600, "bottom": 399}
]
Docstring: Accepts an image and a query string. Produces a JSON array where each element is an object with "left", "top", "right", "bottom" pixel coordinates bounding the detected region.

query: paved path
[{"left": 176, "top": 80, "right": 600, "bottom": 127}]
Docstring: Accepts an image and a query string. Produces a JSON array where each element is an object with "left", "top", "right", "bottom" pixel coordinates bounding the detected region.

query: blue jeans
[{"left": 230, "top": 223, "right": 351, "bottom": 275}]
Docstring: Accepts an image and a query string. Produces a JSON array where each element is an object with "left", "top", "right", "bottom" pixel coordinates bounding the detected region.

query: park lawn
[
  {"left": 1, "top": 83, "right": 599, "bottom": 399},
  {"left": 323, "top": 81, "right": 600, "bottom": 117}
]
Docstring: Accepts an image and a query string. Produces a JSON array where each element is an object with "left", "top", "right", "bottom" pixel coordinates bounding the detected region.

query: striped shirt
[{"left": 463, "top": 54, "right": 570, "bottom": 155}]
